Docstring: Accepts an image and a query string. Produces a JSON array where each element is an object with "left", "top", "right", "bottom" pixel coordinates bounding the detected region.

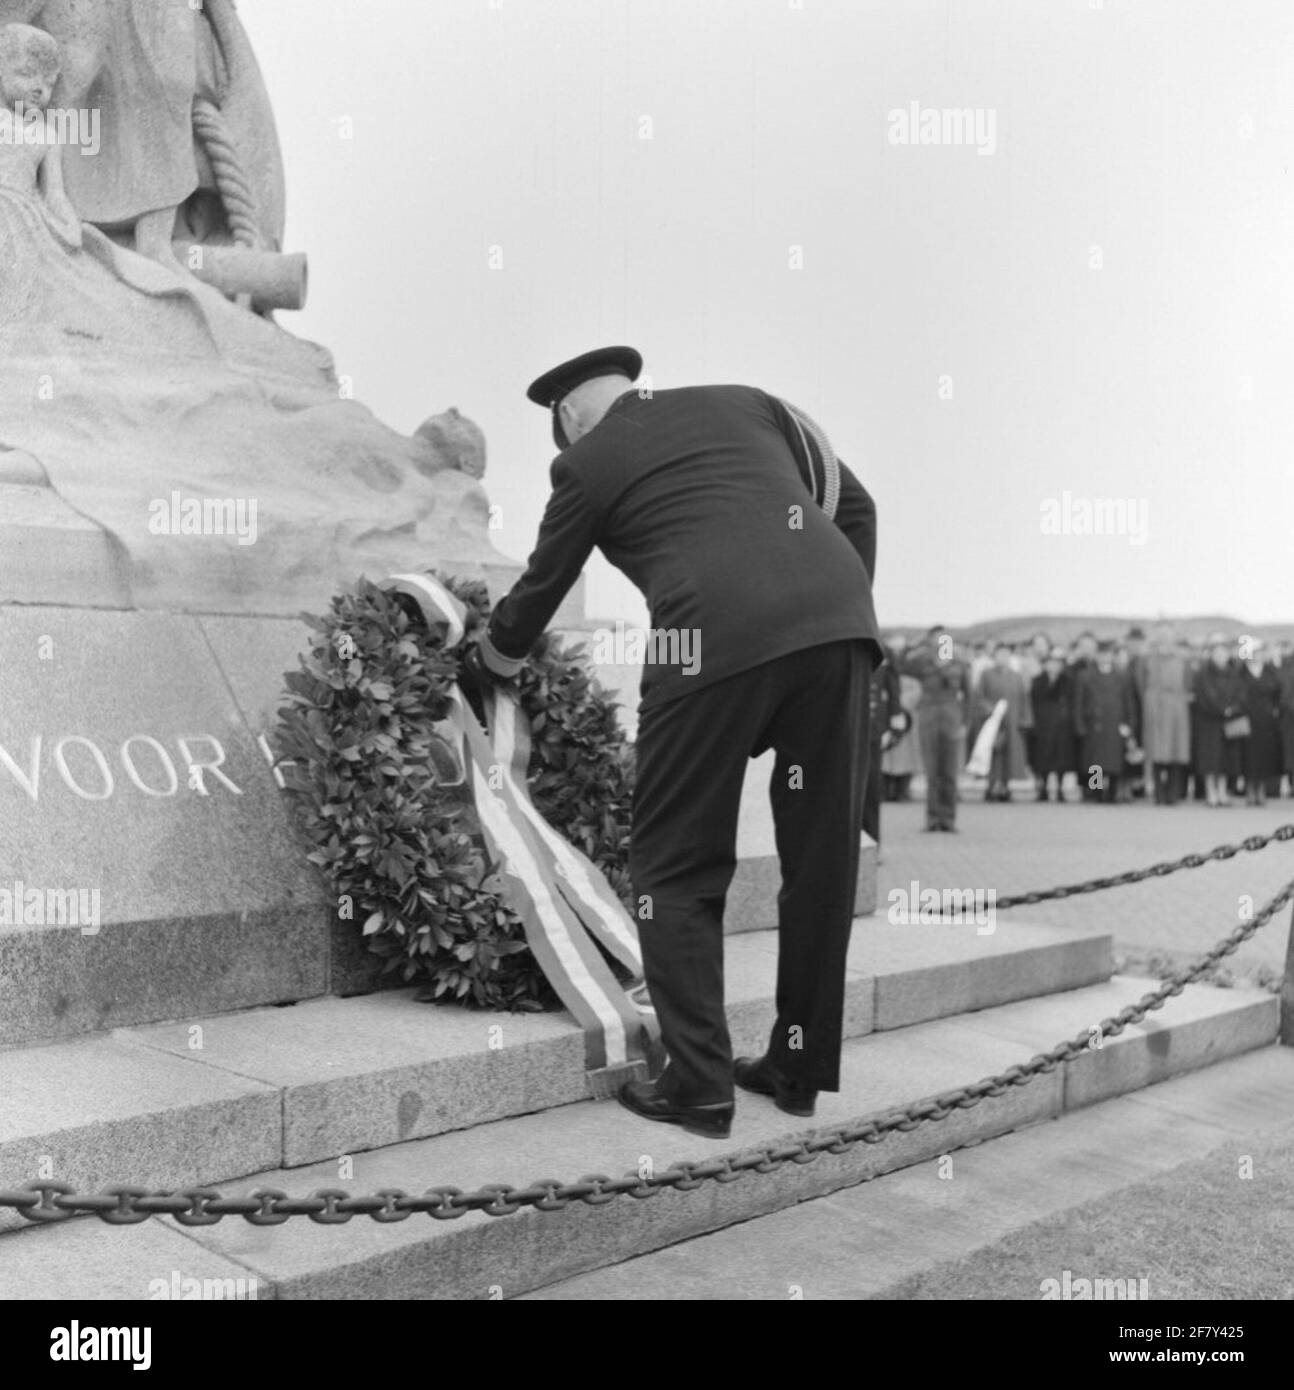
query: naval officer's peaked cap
[{"left": 526, "top": 345, "right": 642, "bottom": 448}]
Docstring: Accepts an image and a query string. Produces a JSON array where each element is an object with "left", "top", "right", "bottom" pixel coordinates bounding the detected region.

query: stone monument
[{"left": 0, "top": 15, "right": 563, "bottom": 1044}]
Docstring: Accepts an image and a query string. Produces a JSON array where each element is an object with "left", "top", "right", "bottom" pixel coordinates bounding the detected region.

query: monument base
[
  {"left": 0, "top": 575, "right": 590, "bottom": 1047},
  {"left": 0, "top": 592, "right": 872, "bottom": 1049}
]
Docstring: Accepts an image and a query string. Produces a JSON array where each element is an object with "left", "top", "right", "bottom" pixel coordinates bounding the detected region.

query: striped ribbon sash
[
  {"left": 486, "top": 691, "right": 645, "bottom": 979},
  {"left": 443, "top": 687, "right": 655, "bottom": 1082},
  {"left": 379, "top": 571, "right": 655, "bottom": 1084}
]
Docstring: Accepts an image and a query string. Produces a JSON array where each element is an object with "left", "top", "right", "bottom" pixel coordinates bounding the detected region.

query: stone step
[
  {"left": 524, "top": 1044, "right": 1294, "bottom": 1299},
  {"left": 0, "top": 917, "right": 1111, "bottom": 1231},
  {"left": 0, "top": 974, "right": 1271, "bottom": 1298}
]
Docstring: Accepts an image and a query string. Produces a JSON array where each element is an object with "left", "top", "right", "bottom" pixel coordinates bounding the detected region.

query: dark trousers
[
  {"left": 629, "top": 640, "right": 871, "bottom": 1105},
  {"left": 919, "top": 701, "right": 964, "bottom": 828}
]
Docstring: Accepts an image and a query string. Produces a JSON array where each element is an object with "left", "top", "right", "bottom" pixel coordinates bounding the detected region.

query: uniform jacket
[
  {"left": 485, "top": 385, "right": 880, "bottom": 710},
  {"left": 900, "top": 648, "right": 973, "bottom": 713}
]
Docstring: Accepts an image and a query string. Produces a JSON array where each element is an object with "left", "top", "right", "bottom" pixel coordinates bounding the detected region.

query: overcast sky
[{"left": 241, "top": 0, "right": 1292, "bottom": 628}]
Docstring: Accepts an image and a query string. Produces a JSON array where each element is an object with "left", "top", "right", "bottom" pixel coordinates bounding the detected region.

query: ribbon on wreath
[{"left": 381, "top": 573, "right": 656, "bottom": 1092}]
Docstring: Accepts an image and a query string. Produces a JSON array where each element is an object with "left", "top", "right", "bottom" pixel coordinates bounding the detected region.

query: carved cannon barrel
[{"left": 173, "top": 242, "right": 309, "bottom": 312}]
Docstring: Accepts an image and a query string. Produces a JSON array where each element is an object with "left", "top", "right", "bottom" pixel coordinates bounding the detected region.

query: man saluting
[{"left": 465, "top": 347, "right": 881, "bottom": 1139}]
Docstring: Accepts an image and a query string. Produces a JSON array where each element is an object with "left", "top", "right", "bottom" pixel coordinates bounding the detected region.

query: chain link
[{"left": 2, "top": 833, "right": 1290, "bottom": 1230}]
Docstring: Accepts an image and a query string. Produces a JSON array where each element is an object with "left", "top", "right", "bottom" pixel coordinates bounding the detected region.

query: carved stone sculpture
[{"left": 0, "top": 19, "right": 508, "bottom": 619}]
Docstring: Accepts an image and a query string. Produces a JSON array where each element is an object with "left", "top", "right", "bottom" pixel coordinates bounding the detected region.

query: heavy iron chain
[
  {"left": 3, "top": 831, "right": 1292, "bottom": 1228},
  {"left": 991, "top": 822, "right": 1294, "bottom": 908}
]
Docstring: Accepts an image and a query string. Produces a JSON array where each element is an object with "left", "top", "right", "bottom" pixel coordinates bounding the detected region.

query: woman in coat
[
  {"left": 882, "top": 640, "right": 922, "bottom": 801},
  {"left": 1142, "top": 624, "right": 1192, "bottom": 804},
  {"left": 1074, "top": 642, "right": 1136, "bottom": 802},
  {"left": 1029, "top": 647, "right": 1073, "bottom": 801},
  {"left": 1237, "top": 645, "right": 1283, "bottom": 804},
  {"left": 971, "top": 643, "right": 1029, "bottom": 802},
  {"left": 1192, "top": 642, "right": 1246, "bottom": 806}
]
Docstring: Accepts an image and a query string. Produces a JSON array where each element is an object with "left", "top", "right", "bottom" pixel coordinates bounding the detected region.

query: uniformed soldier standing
[
  {"left": 900, "top": 626, "right": 972, "bottom": 831},
  {"left": 464, "top": 347, "right": 881, "bottom": 1140}
]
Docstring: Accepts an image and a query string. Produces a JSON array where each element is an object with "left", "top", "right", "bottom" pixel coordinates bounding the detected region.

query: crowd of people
[{"left": 871, "top": 625, "right": 1294, "bottom": 835}]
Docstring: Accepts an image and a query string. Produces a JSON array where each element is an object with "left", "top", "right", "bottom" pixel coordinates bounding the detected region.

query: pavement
[
  {"left": 526, "top": 1048, "right": 1294, "bottom": 1300},
  {"left": 876, "top": 783, "right": 1294, "bottom": 986}
]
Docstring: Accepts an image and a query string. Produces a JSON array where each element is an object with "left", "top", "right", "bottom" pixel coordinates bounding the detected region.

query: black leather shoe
[
  {"left": 733, "top": 1055, "right": 818, "bottom": 1117},
  {"left": 617, "top": 1080, "right": 733, "bottom": 1139}
]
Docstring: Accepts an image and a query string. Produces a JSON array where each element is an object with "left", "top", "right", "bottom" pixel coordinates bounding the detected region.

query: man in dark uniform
[
  {"left": 899, "top": 626, "right": 972, "bottom": 831},
  {"left": 465, "top": 346, "right": 881, "bottom": 1139}
]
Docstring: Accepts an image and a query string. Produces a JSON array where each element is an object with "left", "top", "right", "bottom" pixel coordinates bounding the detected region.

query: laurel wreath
[{"left": 275, "top": 573, "right": 636, "bottom": 1010}]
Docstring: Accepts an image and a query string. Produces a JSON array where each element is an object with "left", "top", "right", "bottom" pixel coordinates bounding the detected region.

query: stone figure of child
[{"left": 0, "top": 23, "right": 80, "bottom": 248}]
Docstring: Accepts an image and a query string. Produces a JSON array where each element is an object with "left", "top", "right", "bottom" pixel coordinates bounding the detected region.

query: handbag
[{"left": 1223, "top": 715, "right": 1251, "bottom": 740}]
